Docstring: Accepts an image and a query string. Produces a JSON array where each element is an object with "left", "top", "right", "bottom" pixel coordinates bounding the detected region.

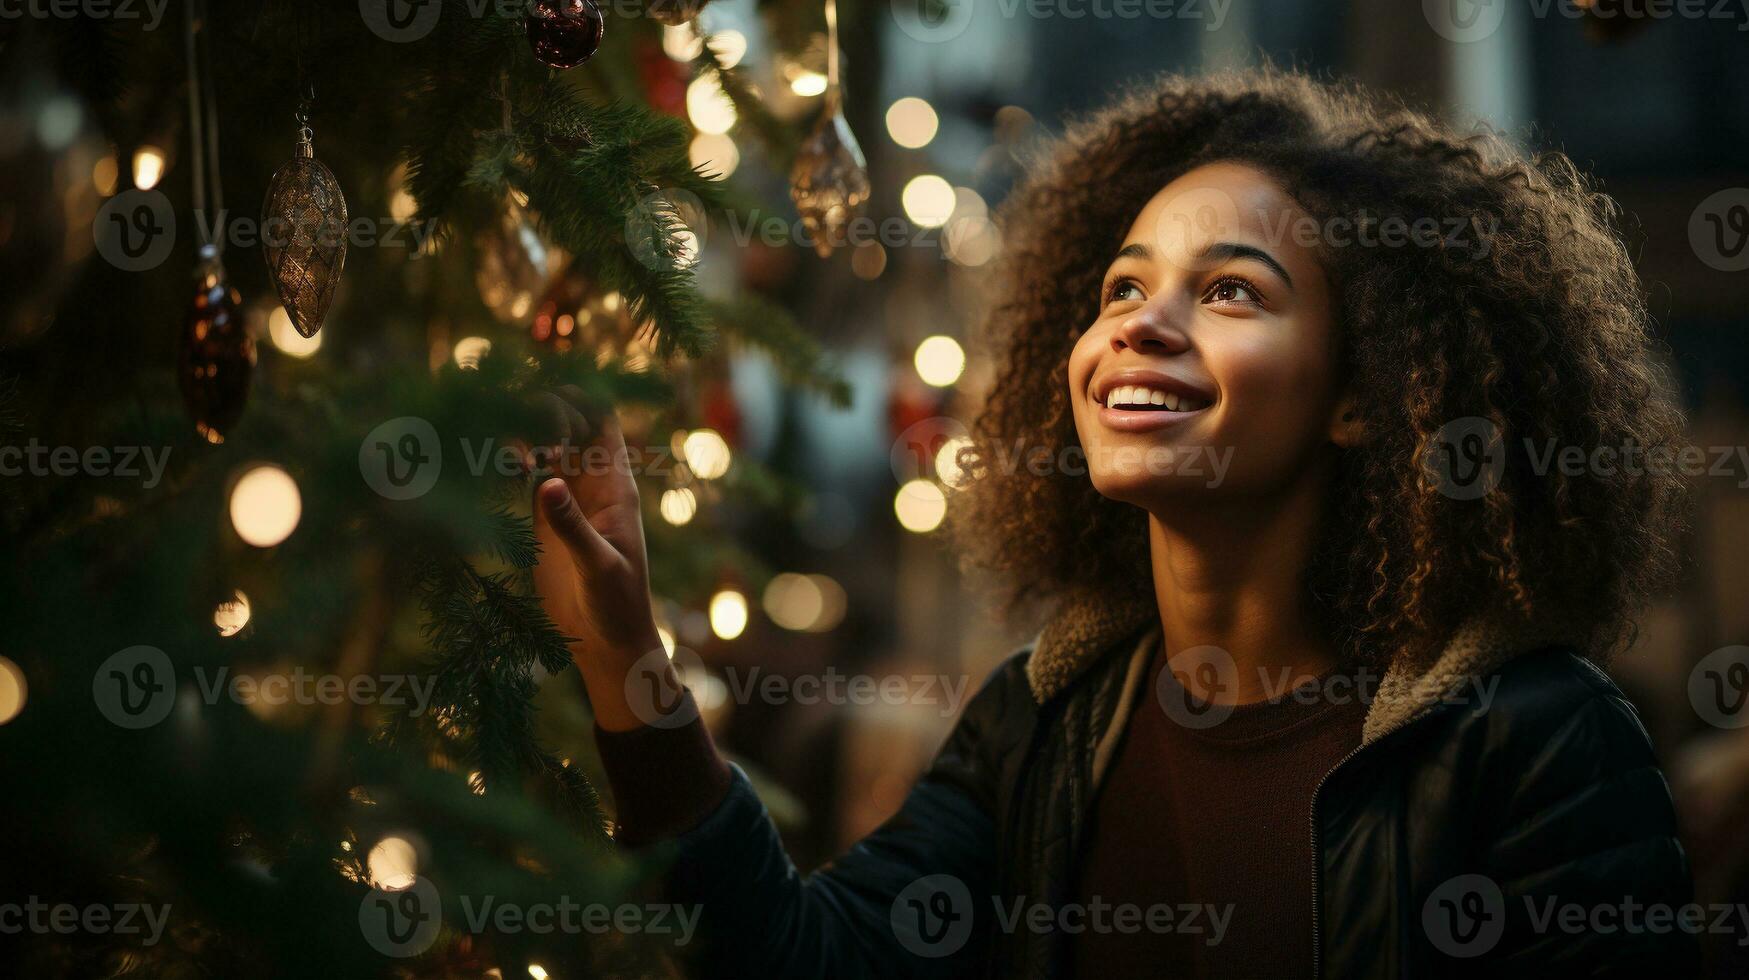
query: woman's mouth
[
  {"left": 1095, "top": 383, "right": 1213, "bottom": 432},
  {"left": 1100, "top": 384, "right": 1212, "bottom": 413}
]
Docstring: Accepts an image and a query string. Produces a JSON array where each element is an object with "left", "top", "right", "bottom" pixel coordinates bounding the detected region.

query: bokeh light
[
  {"left": 902, "top": 175, "right": 955, "bottom": 228},
  {"left": 914, "top": 335, "right": 965, "bottom": 387},
  {"left": 659, "top": 487, "right": 698, "bottom": 526},
  {"left": 367, "top": 836, "right": 418, "bottom": 890},
  {"left": 229, "top": 465, "right": 302, "bottom": 548},
  {"left": 269, "top": 305, "right": 322, "bottom": 358},
  {"left": 894, "top": 480, "right": 947, "bottom": 533},
  {"left": 709, "top": 589, "right": 749, "bottom": 640},
  {"left": 215, "top": 590, "right": 252, "bottom": 636},
  {"left": 885, "top": 97, "right": 939, "bottom": 149},
  {"left": 132, "top": 145, "right": 165, "bottom": 191},
  {"left": 0, "top": 657, "right": 26, "bottom": 726},
  {"left": 453, "top": 336, "right": 491, "bottom": 370},
  {"left": 682, "top": 429, "right": 732, "bottom": 480},
  {"left": 686, "top": 75, "right": 737, "bottom": 135}
]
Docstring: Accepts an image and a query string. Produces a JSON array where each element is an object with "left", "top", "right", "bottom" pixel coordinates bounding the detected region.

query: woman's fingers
[{"left": 535, "top": 476, "right": 619, "bottom": 572}]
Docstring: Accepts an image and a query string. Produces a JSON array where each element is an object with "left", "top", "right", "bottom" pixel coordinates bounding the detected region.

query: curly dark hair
[{"left": 950, "top": 66, "right": 1688, "bottom": 667}]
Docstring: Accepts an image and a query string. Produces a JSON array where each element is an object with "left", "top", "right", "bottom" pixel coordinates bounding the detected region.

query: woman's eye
[
  {"left": 1204, "top": 277, "right": 1260, "bottom": 305},
  {"left": 1106, "top": 280, "right": 1143, "bottom": 304}
]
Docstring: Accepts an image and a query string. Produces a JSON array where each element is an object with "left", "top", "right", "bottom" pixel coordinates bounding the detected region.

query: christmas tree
[{"left": 0, "top": 0, "right": 865, "bottom": 975}]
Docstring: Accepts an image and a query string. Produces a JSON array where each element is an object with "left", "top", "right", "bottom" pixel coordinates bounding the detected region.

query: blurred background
[{"left": 2, "top": 0, "right": 1748, "bottom": 976}]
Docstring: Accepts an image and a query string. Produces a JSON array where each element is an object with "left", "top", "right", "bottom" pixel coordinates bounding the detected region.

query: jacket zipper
[
  {"left": 1307, "top": 703, "right": 1457, "bottom": 979},
  {"left": 1307, "top": 739, "right": 1370, "bottom": 980}
]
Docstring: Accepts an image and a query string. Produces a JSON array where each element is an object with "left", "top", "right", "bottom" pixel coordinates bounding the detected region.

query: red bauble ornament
[
  {"left": 177, "top": 245, "right": 255, "bottom": 444},
  {"left": 525, "top": 0, "right": 605, "bottom": 69}
]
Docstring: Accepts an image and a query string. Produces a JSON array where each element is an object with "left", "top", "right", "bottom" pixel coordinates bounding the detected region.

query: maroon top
[{"left": 1067, "top": 649, "right": 1369, "bottom": 979}]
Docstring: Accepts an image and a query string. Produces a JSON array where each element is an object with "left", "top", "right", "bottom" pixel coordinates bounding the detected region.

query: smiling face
[{"left": 1067, "top": 161, "right": 1354, "bottom": 509}]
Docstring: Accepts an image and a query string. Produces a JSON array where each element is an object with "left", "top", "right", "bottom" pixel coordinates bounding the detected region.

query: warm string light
[{"left": 229, "top": 465, "right": 302, "bottom": 548}]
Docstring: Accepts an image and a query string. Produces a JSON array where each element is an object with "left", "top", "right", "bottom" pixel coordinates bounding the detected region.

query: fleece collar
[{"left": 1024, "top": 591, "right": 1571, "bottom": 745}]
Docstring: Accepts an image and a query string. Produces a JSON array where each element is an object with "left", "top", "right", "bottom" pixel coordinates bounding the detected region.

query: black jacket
[{"left": 658, "top": 619, "right": 1698, "bottom": 979}]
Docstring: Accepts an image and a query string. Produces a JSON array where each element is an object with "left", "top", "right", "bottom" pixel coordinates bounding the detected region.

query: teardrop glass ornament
[
  {"left": 790, "top": 94, "right": 870, "bottom": 259},
  {"left": 262, "top": 126, "right": 348, "bottom": 338},
  {"left": 178, "top": 243, "right": 255, "bottom": 444}
]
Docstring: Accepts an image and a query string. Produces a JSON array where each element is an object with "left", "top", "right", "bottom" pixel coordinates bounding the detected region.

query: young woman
[{"left": 530, "top": 68, "right": 1696, "bottom": 978}]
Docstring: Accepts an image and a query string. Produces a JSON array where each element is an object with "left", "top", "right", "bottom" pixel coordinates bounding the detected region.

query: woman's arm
[
  {"left": 1477, "top": 662, "right": 1700, "bottom": 977},
  {"left": 527, "top": 402, "right": 1003, "bottom": 978}
]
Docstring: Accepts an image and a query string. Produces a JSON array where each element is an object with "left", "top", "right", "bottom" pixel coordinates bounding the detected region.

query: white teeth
[{"left": 1103, "top": 383, "right": 1207, "bottom": 412}]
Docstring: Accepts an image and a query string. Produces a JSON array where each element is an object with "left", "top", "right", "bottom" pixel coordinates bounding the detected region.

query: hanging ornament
[
  {"left": 178, "top": 244, "right": 255, "bottom": 444},
  {"left": 262, "top": 86, "right": 348, "bottom": 338},
  {"left": 525, "top": 0, "right": 605, "bottom": 69},
  {"left": 789, "top": 0, "right": 869, "bottom": 259},
  {"left": 646, "top": 0, "right": 709, "bottom": 26},
  {"left": 475, "top": 193, "right": 567, "bottom": 322},
  {"left": 176, "top": 0, "right": 250, "bottom": 442}
]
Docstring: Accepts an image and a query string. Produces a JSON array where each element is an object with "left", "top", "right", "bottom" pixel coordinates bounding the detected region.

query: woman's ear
[{"left": 1328, "top": 394, "right": 1366, "bottom": 448}]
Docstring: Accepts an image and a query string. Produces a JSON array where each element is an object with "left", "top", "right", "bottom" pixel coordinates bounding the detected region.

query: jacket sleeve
[
  {"left": 627, "top": 654, "right": 1028, "bottom": 980},
  {"left": 1479, "top": 666, "right": 1700, "bottom": 977}
]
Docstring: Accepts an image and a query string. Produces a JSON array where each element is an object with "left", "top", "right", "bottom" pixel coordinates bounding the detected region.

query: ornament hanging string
[
  {"left": 183, "top": 0, "right": 223, "bottom": 246},
  {"left": 824, "top": 0, "right": 841, "bottom": 99}
]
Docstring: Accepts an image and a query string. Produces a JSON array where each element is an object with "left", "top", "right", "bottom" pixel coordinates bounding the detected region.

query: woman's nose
[{"left": 1111, "top": 302, "right": 1191, "bottom": 356}]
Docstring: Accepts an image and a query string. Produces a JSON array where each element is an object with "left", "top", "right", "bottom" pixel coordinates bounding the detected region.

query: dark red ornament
[
  {"left": 525, "top": 0, "right": 605, "bottom": 69},
  {"left": 177, "top": 244, "right": 255, "bottom": 444}
]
